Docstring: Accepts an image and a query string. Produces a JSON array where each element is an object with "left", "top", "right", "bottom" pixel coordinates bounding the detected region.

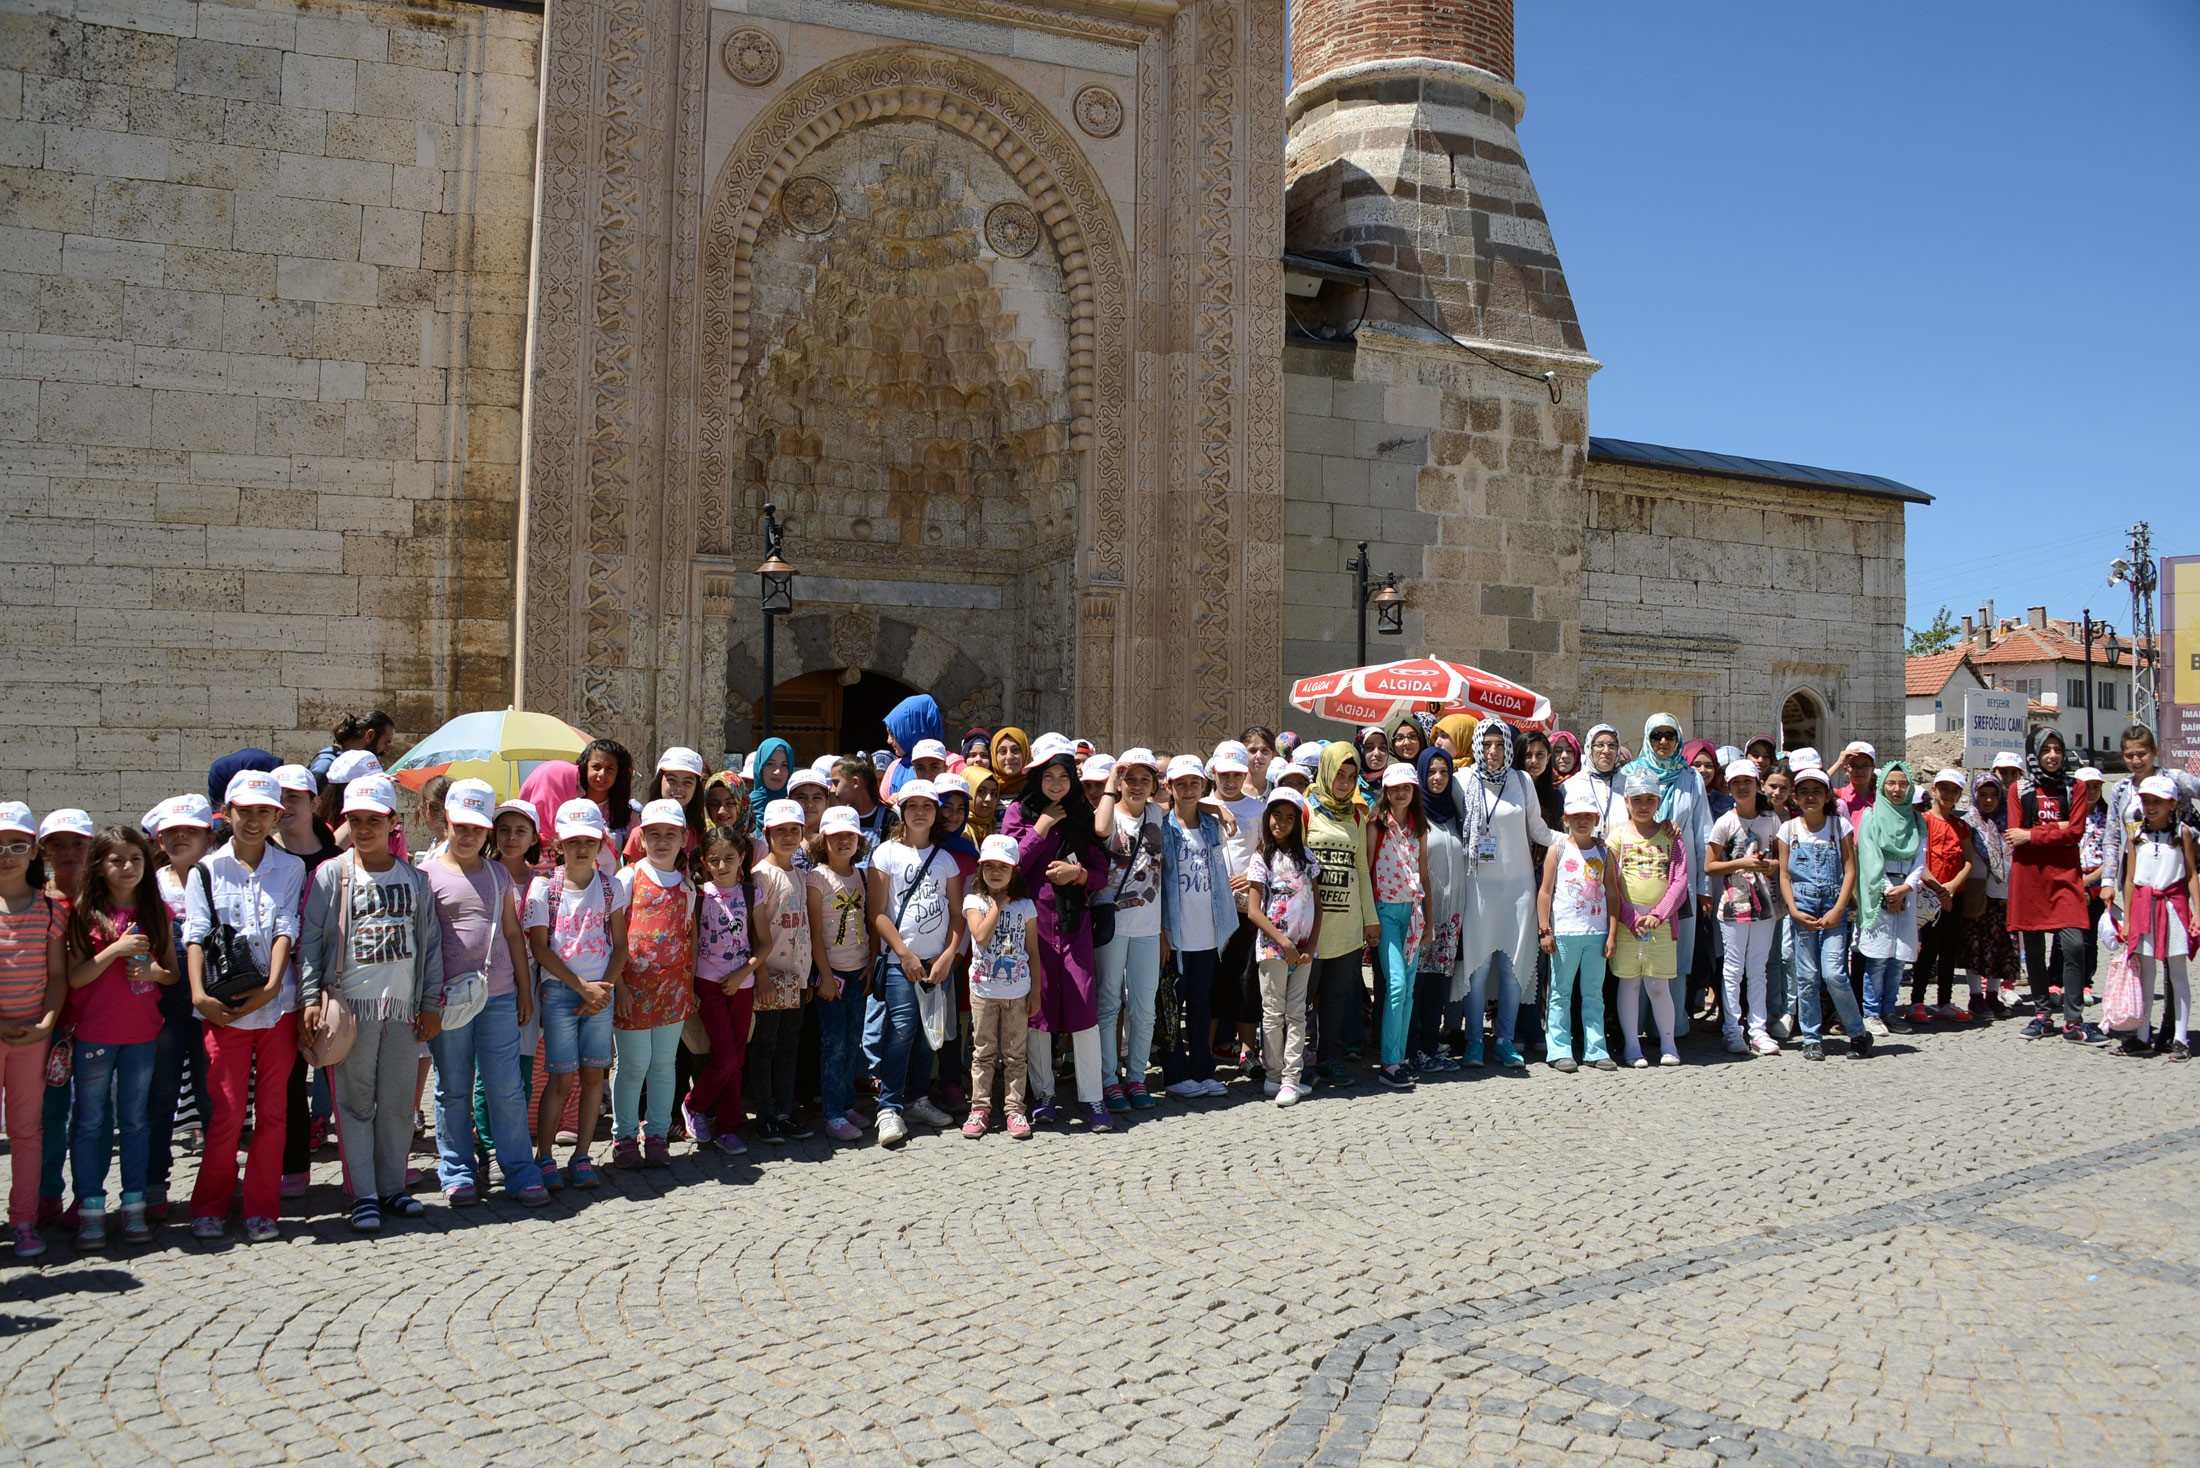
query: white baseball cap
[
  {"left": 554, "top": 798, "right": 609, "bottom": 842},
  {"left": 1030, "top": 733, "right": 1076, "bottom": 765},
  {"left": 343, "top": 775, "right": 398, "bottom": 817},
  {"left": 979, "top": 833, "right": 1020, "bottom": 866},
  {"left": 1291, "top": 742, "right": 1324, "bottom": 771},
  {"left": 2075, "top": 766, "right": 2104, "bottom": 784},
  {"left": 221, "top": 773, "right": 281, "bottom": 811},
  {"left": 444, "top": 778, "right": 497, "bottom": 828},
  {"left": 911, "top": 738, "right": 949, "bottom": 764},
  {"left": 39, "top": 807, "right": 95, "bottom": 839},
  {"left": 1992, "top": 751, "right": 2024, "bottom": 772},
  {"left": 1164, "top": 754, "right": 1206, "bottom": 785},
  {"left": 656, "top": 746, "right": 706, "bottom": 777},
  {"left": 787, "top": 768, "right": 830, "bottom": 795},
  {"left": 1840, "top": 741, "right": 1877, "bottom": 762},
  {"left": 1619, "top": 767, "right": 1660, "bottom": 799},
  {"left": 1212, "top": 739, "right": 1251, "bottom": 765},
  {"left": 326, "top": 749, "right": 383, "bottom": 783},
  {"left": 1274, "top": 764, "right": 1312, "bottom": 788},
  {"left": 1381, "top": 762, "right": 1418, "bottom": 789},
  {"left": 1790, "top": 764, "right": 1831, "bottom": 788},
  {"left": 761, "top": 797, "right": 804, "bottom": 830},
  {"left": 0, "top": 802, "right": 35, "bottom": 838},
  {"left": 156, "top": 794, "right": 215, "bottom": 833},
  {"left": 1723, "top": 759, "right": 1759, "bottom": 784},
  {"left": 1931, "top": 768, "right": 1967, "bottom": 790},
  {"left": 638, "top": 797, "right": 689, "bottom": 829},
  {"left": 272, "top": 764, "right": 318, "bottom": 796},
  {"left": 931, "top": 771, "right": 970, "bottom": 799},
  {"left": 1264, "top": 786, "right": 1307, "bottom": 815},
  {"left": 819, "top": 805, "right": 861, "bottom": 838},
  {"left": 1208, "top": 753, "right": 1250, "bottom": 776},
  {"left": 1563, "top": 784, "right": 1600, "bottom": 816},
  {"left": 1115, "top": 747, "right": 1159, "bottom": 773},
  {"left": 811, "top": 754, "right": 838, "bottom": 776},
  {"left": 896, "top": 779, "right": 939, "bottom": 807},
  {"left": 2138, "top": 774, "right": 2179, "bottom": 801},
  {"left": 494, "top": 799, "right": 538, "bottom": 831},
  {"left": 1785, "top": 746, "right": 1822, "bottom": 772},
  {"left": 1081, "top": 754, "right": 1116, "bottom": 782}
]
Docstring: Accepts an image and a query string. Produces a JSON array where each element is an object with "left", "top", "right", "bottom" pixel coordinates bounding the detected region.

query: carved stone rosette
[
  {"left": 1073, "top": 84, "right": 1123, "bottom": 138},
  {"left": 722, "top": 26, "right": 781, "bottom": 85},
  {"left": 983, "top": 201, "right": 1039, "bottom": 258},
  {"left": 779, "top": 176, "right": 839, "bottom": 234}
]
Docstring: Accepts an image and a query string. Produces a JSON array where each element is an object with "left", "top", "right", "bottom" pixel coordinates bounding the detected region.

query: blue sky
[{"left": 1510, "top": 0, "right": 2200, "bottom": 640}]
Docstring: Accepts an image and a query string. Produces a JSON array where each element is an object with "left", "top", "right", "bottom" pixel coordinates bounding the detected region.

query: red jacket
[{"left": 2008, "top": 780, "right": 2095, "bottom": 933}]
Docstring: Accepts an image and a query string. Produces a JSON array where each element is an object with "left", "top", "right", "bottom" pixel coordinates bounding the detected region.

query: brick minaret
[{"left": 1286, "top": 0, "right": 1583, "bottom": 353}]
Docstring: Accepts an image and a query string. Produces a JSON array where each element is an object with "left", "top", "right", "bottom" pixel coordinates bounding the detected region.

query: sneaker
[
  {"left": 1907, "top": 1004, "right": 1934, "bottom": 1025},
  {"left": 382, "top": 1193, "right": 426, "bottom": 1219},
  {"left": 1262, "top": 1078, "right": 1282, "bottom": 1098},
  {"left": 754, "top": 1116, "right": 788, "bottom": 1146},
  {"left": 1551, "top": 1057, "right": 1578, "bottom": 1074},
  {"left": 681, "top": 1102, "right": 715, "bottom": 1145},
  {"left": 1420, "top": 1053, "right": 1459, "bottom": 1074},
  {"left": 2114, "top": 1036, "right": 2152, "bottom": 1059},
  {"left": 2021, "top": 1016, "right": 2056, "bottom": 1040},
  {"left": 1104, "top": 1084, "right": 1130, "bottom": 1114},
  {"left": 1628, "top": 1055, "right": 1649, "bottom": 1070},
  {"left": 1005, "top": 1112, "right": 1033, "bottom": 1140},
  {"left": 1946, "top": 1008, "right": 1974, "bottom": 1025},
  {"left": 1657, "top": 1052, "right": 1681, "bottom": 1067},
  {"left": 566, "top": 1156, "right": 599, "bottom": 1189},
  {"left": 1197, "top": 1077, "right": 1228, "bottom": 1098},
  {"left": 2172, "top": 1042, "right": 2191, "bottom": 1063},
  {"left": 1029, "top": 1100, "right": 1061, "bottom": 1125},
  {"left": 119, "top": 1204, "right": 151, "bottom": 1244},
  {"left": 1275, "top": 1084, "right": 1303, "bottom": 1106},
  {"left": 712, "top": 1131, "right": 750, "bottom": 1156},
  {"left": 1883, "top": 1014, "right": 1911, "bottom": 1034},
  {"left": 1769, "top": 1013, "right": 1797, "bottom": 1041},
  {"left": 279, "top": 1171, "right": 308, "bottom": 1200},
  {"left": 446, "top": 1183, "right": 479, "bottom": 1208},
  {"left": 1724, "top": 1034, "right": 1749, "bottom": 1055},
  {"left": 1803, "top": 1042, "right": 1825, "bottom": 1062},
  {"left": 1461, "top": 1044, "right": 1487, "bottom": 1068},
  {"left": 2068, "top": 1022, "right": 2107, "bottom": 1045},
  {"left": 1165, "top": 1078, "right": 1205, "bottom": 1098},
  {"left": 1376, "top": 1065, "right": 1414, "bottom": 1089},
  {"left": 824, "top": 1117, "right": 863, "bottom": 1143},
  {"left": 1850, "top": 1031, "right": 1875, "bottom": 1058},
  {"left": 243, "top": 1216, "right": 279, "bottom": 1243},
  {"left": 190, "top": 1215, "right": 225, "bottom": 1240},
  {"left": 1591, "top": 1058, "right": 1618, "bottom": 1071},
  {"left": 349, "top": 1199, "right": 381, "bottom": 1234},
  {"left": 514, "top": 1184, "right": 551, "bottom": 1207},
  {"left": 1865, "top": 1015, "right": 1890, "bottom": 1037},
  {"left": 907, "top": 1098, "right": 954, "bottom": 1129},
  {"left": 1495, "top": 1045, "right": 1525, "bottom": 1069},
  {"left": 612, "top": 1137, "right": 643, "bottom": 1168},
  {"left": 74, "top": 1209, "right": 106, "bottom": 1250},
  {"left": 1125, "top": 1084, "right": 1156, "bottom": 1110},
  {"left": 877, "top": 1110, "right": 909, "bottom": 1148},
  {"left": 962, "top": 1109, "right": 990, "bottom": 1139},
  {"left": 645, "top": 1135, "right": 674, "bottom": 1166},
  {"left": 1085, "top": 1103, "right": 1116, "bottom": 1132},
  {"left": 1749, "top": 1033, "right": 1780, "bottom": 1057},
  {"left": 537, "top": 1156, "right": 563, "bottom": 1190},
  {"left": 12, "top": 1224, "right": 45, "bottom": 1259}
]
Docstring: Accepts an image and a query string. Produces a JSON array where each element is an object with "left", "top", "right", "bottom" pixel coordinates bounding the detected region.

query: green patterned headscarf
[{"left": 1858, "top": 759, "right": 1922, "bottom": 930}]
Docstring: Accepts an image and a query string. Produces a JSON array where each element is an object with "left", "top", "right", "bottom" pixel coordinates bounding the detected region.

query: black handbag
[{"left": 192, "top": 862, "right": 267, "bottom": 1007}]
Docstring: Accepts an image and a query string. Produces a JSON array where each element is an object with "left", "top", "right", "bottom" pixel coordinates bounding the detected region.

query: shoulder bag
[
  {"left": 1090, "top": 813, "right": 1145, "bottom": 950},
  {"left": 193, "top": 861, "right": 268, "bottom": 1008},
  {"left": 301, "top": 854, "right": 358, "bottom": 1066},
  {"left": 869, "top": 844, "right": 943, "bottom": 999}
]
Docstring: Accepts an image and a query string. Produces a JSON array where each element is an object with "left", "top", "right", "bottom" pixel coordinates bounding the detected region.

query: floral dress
[
  {"left": 615, "top": 869, "right": 694, "bottom": 1031},
  {"left": 1370, "top": 817, "right": 1426, "bottom": 959}
]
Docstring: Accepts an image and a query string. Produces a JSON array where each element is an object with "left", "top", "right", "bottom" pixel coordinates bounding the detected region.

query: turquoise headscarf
[
  {"left": 748, "top": 736, "right": 794, "bottom": 833},
  {"left": 1624, "top": 712, "right": 1689, "bottom": 822},
  {"left": 1857, "top": 759, "right": 1923, "bottom": 931}
]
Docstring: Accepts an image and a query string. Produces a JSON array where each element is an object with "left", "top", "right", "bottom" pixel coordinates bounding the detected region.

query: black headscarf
[
  {"left": 2023, "top": 725, "right": 2070, "bottom": 805},
  {"left": 1416, "top": 747, "right": 1462, "bottom": 835},
  {"left": 1015, "top": 751, "right": 1098, "bottom": 855}
]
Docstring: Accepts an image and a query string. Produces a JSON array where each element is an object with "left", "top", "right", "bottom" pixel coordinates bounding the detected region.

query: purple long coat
[{"left": 1001, "top": 803, "right": 1105, "bottom": 1033}]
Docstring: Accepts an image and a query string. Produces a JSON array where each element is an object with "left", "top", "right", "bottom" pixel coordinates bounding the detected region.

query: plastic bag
[{"left": 2098, "top": 909, "right": 2145, "bottom": 1033}]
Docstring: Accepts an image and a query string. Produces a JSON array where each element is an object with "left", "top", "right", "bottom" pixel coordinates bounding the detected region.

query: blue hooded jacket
[{"left": 882, "top": 694, "right": 943, "bottom": 795}]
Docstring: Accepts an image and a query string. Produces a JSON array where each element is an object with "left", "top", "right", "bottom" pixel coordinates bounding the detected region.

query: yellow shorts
[{"left": 1609, "top": 925, "right": 1674, "bottom": 981}]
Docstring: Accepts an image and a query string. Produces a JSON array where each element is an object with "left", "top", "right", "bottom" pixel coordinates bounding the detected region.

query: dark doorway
[{"left": 754, "top": 670, "right": 918, "bottom": 766}]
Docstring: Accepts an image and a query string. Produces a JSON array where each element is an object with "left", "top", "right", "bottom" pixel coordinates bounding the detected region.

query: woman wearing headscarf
[
  {"left": 1853, "top": 761, "right": 1925, "bottom": 1031},
  {"left": 880, "top": 695, "right": 943, "bottom": 797},
  {"left": 988, "top": 727, "right": 1033, "bottom": 804},
  {"left": 1681, "top": 738, "right": 1729, "bottom": 1022},
  {"left": 2008, "top": 727, "right": 2098, "bottom": 1041},
  {"left": 964, "top": 767, "right": 1002, "bottom": 843},
  {"left": 1560, "top": 725, "right": 1625, "bottom": 840},
  {"left": 1433, "top": 714, "right": 1478, "bottom": 760},
  {"left": 1305, "top": 743, "right": 1377, "bottom": 1084},
  {"left": 1387, "top": 715, "right": 1429, "bottom": 768},
  {"left": 1410, "top": 747, "right": 1467, "bottom": 1073},
  {"left": 1619, "top": 713, "right": 1712, "bottom": 1044},
  {"left": 1001, "top": 739, "right": 1110, "bottom": 1128},
  {"left": 1965, "top": 771, "right": 2019, "bottom": 1016},
  {"left": 1355, "top": 727, "right": 1390, "bottom": 808},
  {"left": 1456, "top": 719, "right": 1554, "bottom": 1067},
  {"left": 745, "top": 737, "right": 794, "bottom": 835}
]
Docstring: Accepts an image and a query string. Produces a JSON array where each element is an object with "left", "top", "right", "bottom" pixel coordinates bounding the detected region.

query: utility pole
[{"left": 2110, "top": 522, "right": 2158, "bottom": 734}]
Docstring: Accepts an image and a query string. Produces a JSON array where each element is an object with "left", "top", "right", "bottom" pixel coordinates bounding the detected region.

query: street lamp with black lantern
[
  {"left": 1348, "top": 541, "right": 1405, "bottom": 666},
  {"left": 757, "top": 501, "right": 796, "bottom": 744}
]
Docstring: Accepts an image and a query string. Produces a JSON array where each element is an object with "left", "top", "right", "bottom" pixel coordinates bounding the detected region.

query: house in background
[
  {"left": 1904, "top": 648, "right": 1986, "bottom": 736},
  {"left": 1960, "top": 605, "right": 2144, "bottom": 759}
]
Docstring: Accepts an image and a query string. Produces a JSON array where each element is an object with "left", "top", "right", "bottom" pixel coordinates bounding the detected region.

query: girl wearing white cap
[
  {"left": 1246, "top": 788, "right": 1322, "bottom": 1103},
  {"left": 612, "top": 801, "right": 700, "bottom": 1164},
  {"left": 524, "top": 799, "right": 628, "bottom": 1192},
  {"left": 421, "top": 781, "right": 547, "bottom": 1206},
  {"left": 1159, "top": 752, "right": 1239, "bottom": 1102},
  {"left": 300, "top": 775, "right": 445, "bottom": 1233},
  {"left": 183, "top": 771, "right": 308, "bottom": 1241},
  {"left": 1095, "top": 750, "right": 1167, "bottom": 1112},
  {"left": 806, "top": 805, "right": 873, "bottom": 1143},
  {"left": 866, "top": 782, "right": 965, "bottom": 1147},
  {"left": 1001, "top": 740, "right": 1111, "bottom": 1128},
  {"left": 1537, "top": 782, "right": 1621, "bottom": 1072},
  {"left": 1458, "top": 720, "right": 1554, "bottom": 1069},
  {"left": 1777, "top": 764, "right": 1871, "bottom": 1059},
  {"left": 0, "top": 804, "right": 64, "bottom": 1256},
  {"left": 2118, "top": 775, "right": 2197, "bottom": 1060},
  {"left": 622, "top": 747, "right": 709, "bottom": 868},
  {"left": 1609, "top": 767, "right": 1689, "bottom": 1067},
  {"left": 1618, "top": 714, "right": 1711, "bottom": 1047},
  {"left": 962, "top": 833, "right": 1043, "bottom": 1138},
  {"left": 748, "top": 799, "right": 814, "bottom": 1145},
  {"left": 1909, "top": 770, "right": 1977, "bottom": 1024},
  {"left": 1367, "top": 762, "right": 1430, "bottom": 1089},
  {"left": 1706, "top": 760, "right": 1783, "bottom": 1055},
  {"left": 1964, "top": 772, "right": 2020, "bottom": 1017},
  {"left": 146, "top": 797, "right": 215, "bottom": 1221}
]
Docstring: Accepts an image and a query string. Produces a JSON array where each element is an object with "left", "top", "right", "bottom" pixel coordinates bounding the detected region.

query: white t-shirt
[
  {"left": 1246, "top": 849, "right": 1320, "bottom": 959},
  {"left": 871, "top": 840, "right": 957, "bottom": 962},
  {"left": 1106, "top": 805, "right": 1165, "bottom": 941},
  {"left": 1709, "top": 808, "right": 1781, "bottom": 922},
  {"left": 963, "top": 893, "right": 1036, "bottom": 1000},
  {"left": 1549, "top": 839, "right": 1610, "bottom": 938},
  {"left": 1171, "top": 817, "right": 1218, "bottom": 953},
  {"left": 1221, "top": 792, "right": 1265, "bottom": 876},
  {"left": 525, "top": 869, "right": 629, "bottom": 984}
]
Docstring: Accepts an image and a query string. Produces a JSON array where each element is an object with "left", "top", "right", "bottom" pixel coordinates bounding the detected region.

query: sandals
[
  {"left": 349, "top": 1199, "right": 381, "bottom": 1234},
  {"left": 381, "top": 1193, "right": 426, "bottom": 1220}
]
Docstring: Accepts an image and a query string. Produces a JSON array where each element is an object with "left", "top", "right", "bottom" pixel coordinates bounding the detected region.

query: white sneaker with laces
[
  {"left": 906, "top": 1098, "right": 953, "bottom": 1129},
  {"left": 876, "top": 1111, "right": 909, "bottom": 1148},
  {"left": 1865, "top": 1015, "right": 1890, "bottom": 1037},
  {"left": 1275, "top": 1085, "right": 1301, "bottom": 1107},
  {"left": 1748, "top": 1033, "right": 1780, "bottom": 1057}
]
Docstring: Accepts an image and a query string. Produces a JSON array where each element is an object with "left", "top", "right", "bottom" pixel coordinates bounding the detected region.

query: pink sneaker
[
  {"left": 961, "top": 1109, "right": 990, "bottom": 1139},
  {"left": 1005, "top": 1113, "right": 1033, "bottom": 1140}
]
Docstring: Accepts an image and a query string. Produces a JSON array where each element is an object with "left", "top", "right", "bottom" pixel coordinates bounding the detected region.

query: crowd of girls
[{"left": 2, "top": 700, "right": 2192, "bottom": 1258}]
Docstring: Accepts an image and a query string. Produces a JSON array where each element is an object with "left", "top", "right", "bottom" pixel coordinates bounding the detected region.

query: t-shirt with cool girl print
[
  {"left": 696, "top": 880, "right": 753, "bottom": 986},
  {"left": 962, "top": 893, "right": 1036, "bottom": 1000},
  {"left": 1550, "top": 840, "right": 1610, "bottom": 938},
  {"left": 524, "top": 869, "right": 628, "bottom": 986}
]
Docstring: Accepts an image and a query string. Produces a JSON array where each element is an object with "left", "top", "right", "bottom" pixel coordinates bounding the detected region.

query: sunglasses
[{"left": 1650, "top": 731, "right": 1679, "bottom": 744}]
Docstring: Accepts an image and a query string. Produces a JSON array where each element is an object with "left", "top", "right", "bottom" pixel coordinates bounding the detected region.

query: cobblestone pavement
[{"left": 3, "top": 1022, "right": 2196, "bottom": 1467}]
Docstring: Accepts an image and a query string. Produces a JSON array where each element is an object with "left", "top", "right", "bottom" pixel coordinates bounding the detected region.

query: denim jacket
[{"left": 1160, "top": 810, "right": 1240, "bottom": 953}]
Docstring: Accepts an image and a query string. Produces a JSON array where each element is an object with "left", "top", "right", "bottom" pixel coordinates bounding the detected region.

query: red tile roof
[
  {"left": 1971, "top": 624, "right": 2145, "bottom": 669},
  {"left": 1905, "top": 648, "right": 1974, "bottom": 697}
]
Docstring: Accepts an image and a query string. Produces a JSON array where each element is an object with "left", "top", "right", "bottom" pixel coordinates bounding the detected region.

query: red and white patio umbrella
[{"left": 1288, "top": 657, "right": 1553, "bottom": 732}]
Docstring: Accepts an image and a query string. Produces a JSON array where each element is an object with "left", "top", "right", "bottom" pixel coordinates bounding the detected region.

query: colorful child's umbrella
[
  {"left": 385, "top": 708, "right": 592, "bottom": 802},
  {"left": 1288, "top": 657, "right": 1553, "bottom": 733}
]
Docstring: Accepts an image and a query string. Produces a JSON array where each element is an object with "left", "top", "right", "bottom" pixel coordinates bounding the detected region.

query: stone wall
[
  {"left": 1578, "top": 459, "right": 1909, "bottom": 755},
  {"left": 0, "top": 0, "right": 540, "bottom": 816}
]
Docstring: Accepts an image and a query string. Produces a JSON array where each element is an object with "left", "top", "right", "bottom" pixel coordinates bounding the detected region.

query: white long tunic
[{"left": 1459, "top": 768, "right": 1554, "bottom": 993}]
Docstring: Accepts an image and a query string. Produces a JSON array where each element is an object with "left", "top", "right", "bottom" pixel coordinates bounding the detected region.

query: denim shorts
[{"left": 538, "top": 977, "right": 614, "bottom": 1074}]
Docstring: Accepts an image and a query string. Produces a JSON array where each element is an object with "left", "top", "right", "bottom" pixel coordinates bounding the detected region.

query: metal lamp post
[
  {"left": 1347, "top": 541, "right": 1405, "bottom": 665},
  {"left": 2082, "top": 608, "right": 2096, "bottom": 760},
  {"left": 756, "top": 502, "right": 796, "bottom": 744}
]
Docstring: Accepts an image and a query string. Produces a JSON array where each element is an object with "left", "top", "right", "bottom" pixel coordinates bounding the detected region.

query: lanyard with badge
[{"left": 1477, "top": 774, "right": 1503, "bottom": 862}]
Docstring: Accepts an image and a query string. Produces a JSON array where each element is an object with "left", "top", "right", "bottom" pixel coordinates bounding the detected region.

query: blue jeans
[
  {"left": 1094, "top": 933, "right": 1160, "bottom": 1090},
  {"left": 871, "top": 958, "right": 934, "bottom": 1115},
  {"left": 539, "top": 978, "right": 614, "bottom": 1074},
  {"left": 611, "top": 1022, "right": 683, "bottom": 1141},
  {"left": 1862, "top": 954, "right": 1905, "bottom": 1021},
  {"left": 1167, "top": 948, "right": 1219, "bottom": 1082},
  {"left": 1792, "top": 921, "right": 1864, "bottom": 1041},
  {"left": 817, "top": 969, "right": 867, "bottom": 1120},
  {"left": 429, "top": 994, "right": 542, "bottom": 1194},
  {"left": 71, "top": 1039, "right": 156, "bottom": 1211},
  {"left": 1464, "top": 949, "right": 1520, "bottom": 1059},
  {"left": 1545, "top": 933, "right": 1610, "bottom": 1063},
  {"left": 1375, "top": 902, "right": 1416, "bottom": 1067}
]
